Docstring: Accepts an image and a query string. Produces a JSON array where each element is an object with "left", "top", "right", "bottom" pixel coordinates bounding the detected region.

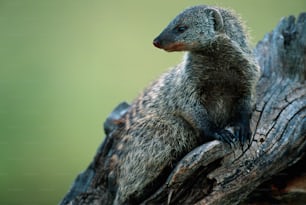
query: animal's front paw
[
  {"left": 233, "top": 123, "right": 252, "bottom": 145},
  {"left": 213, "top": 129, "right": 236, "bottom": 146}
]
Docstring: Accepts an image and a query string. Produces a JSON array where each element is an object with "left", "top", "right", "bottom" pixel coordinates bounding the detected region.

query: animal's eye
[{"left": 175, "top": 25, "right": 188, "bottom": 33}]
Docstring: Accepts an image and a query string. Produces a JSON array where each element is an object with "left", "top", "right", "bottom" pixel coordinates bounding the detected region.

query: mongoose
[{"left": 105, "top": 5, "right": 260, "bottom": 204}]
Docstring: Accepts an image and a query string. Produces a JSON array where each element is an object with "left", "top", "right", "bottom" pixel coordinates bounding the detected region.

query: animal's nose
[{"left": 153, "top": 38, "right": 162, "bottom": 48}]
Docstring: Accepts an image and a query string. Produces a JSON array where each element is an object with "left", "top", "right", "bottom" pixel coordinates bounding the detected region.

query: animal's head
[
  {"left": 153, "top": 6, "right": 225, "bottom": 52},
  {"left": 153, "top": 5, "right": 248, "bottom": 53}
]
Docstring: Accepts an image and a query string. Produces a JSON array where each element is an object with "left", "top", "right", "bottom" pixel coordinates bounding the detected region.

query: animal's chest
[{"left": 200, "top": 69, "right": 242, "bottom": 125}]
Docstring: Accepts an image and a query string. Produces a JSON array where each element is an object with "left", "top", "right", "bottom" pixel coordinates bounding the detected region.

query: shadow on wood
[{"left": 60, "top": 12, "right": 306, "bottom": 205}]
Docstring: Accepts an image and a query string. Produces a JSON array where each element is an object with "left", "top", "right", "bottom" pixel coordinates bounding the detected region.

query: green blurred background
[{"left": 0, "top": 0, "right": 305, "bottom": 204}]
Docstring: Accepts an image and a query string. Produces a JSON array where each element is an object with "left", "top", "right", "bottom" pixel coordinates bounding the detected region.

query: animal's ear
[{"left": 205, "top": 8, "right": 224, "bottom": 32}]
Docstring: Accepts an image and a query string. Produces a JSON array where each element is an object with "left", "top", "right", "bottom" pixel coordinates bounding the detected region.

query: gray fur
[{"left": 108, "top": 5, "right": 260, "bottom": 204}]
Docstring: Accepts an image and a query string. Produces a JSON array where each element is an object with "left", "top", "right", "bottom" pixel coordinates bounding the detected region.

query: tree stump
[{"left": 60, "top": 12, "right": 306, "bottom": 205}]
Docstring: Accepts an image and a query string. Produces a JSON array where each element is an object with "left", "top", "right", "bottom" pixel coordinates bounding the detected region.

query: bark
[{"left": 60, "top": 12, "right": 306, "bottom": 205}]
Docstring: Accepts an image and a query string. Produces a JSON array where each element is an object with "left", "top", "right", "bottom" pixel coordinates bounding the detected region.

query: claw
[
  {"left": 214, "top": 129, "right": 235, "bottom": 146},
  {"left": 167, "top": 189, "right": 174, "bottom": 205},
  {"left": 233, "top": 123, "right": 252, "bottom": 147}
]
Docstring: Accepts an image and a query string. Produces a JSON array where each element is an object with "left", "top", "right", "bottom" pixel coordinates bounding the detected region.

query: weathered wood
[
  {"left": 60, "top": 12, "right": 306, "bottom": 205},
  {"left": 241, "top": 156, "right": 306, "bottom": 204}
]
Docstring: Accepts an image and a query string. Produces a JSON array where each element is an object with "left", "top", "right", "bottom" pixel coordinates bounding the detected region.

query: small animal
[{"left": 105, "top": 5, "right": 260, "bottom": 204}]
